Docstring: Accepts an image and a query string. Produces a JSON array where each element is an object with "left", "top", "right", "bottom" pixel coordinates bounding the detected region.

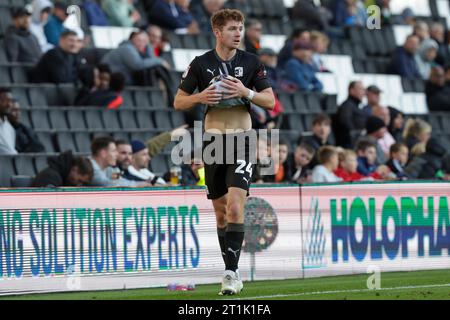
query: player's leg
[{"left": 211, "top": 195, "right": 228, "bottom": 268}]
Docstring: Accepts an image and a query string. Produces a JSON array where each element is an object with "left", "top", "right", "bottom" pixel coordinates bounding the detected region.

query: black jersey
[{"left": 179, "top": 49, "right": 271, "bottom": 112}]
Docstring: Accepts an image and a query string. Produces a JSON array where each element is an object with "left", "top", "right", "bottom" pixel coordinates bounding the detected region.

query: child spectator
[
  {"left": 334, "top": 149, "right": 368, "bottom": 182},
  {"left": 312, "top": 146, "right": 342, "bottom": 183},
  {"left": 310, "top": 31, "right": 330, "bottom": 72},
  {"left": 288, "top": 143, "right": 315, "bottom": 183},
  {"left": 263, "top": 139, "right": 291, "bottom": 183},
  {"left": 356, "top": 139, "right": 391, "bottom": 179},
  {"left": 385, "top": 143, "right": 409, "bottom": 179}
]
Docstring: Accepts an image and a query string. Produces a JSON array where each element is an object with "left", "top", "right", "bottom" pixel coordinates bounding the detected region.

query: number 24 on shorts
[{"left": 235, "top": 160, "right": 253, "bottom": 177}]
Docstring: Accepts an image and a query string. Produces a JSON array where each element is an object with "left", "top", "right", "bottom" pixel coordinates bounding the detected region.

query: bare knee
[{"left": 226, "top": 201, "right": 244, "bottom": 223}]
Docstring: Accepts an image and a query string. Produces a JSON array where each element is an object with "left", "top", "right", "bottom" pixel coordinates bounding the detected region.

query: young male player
[{"left": 174, "top": 9, "right": 275, "bottom": 295}]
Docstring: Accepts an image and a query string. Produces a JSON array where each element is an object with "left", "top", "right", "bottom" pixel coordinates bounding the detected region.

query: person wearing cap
[
  {"left": 44, "top": 1, "right": 68, "bottom": 46},
  {"left": 30, "top": 0, "right": 55, "bottom": 53},
  {"left": 4, "top": 6, "right": 42, "bottom": 63},
  {"left": 258, "top": 48, "right": 280, "bottom": 90},
  {"left": 362, "top": 85, "right": 382, "bottom": 116},
  {"left": 356, "top": 115, "right": 389, "bottom": 165},
  {"left": 284, "top": 40, "right": 323, "bottom": 92},
  {"left": 415, "top": 38, "right": 439, "bottom": 80},
  {"left": 123, "top": 140, "right": 167, "bottom": 185}
]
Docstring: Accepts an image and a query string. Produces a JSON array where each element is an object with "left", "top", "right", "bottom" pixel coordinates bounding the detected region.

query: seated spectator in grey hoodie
[
  {"left": 30, "top": 0, "right": 54, "bottom": 53},
  {"left": 101, "top": 30, "right": 169, "bottom": 85},
  {"left": 89, "top": 136, "right": 151, "bottom": 187},
  {"left": 4, "top": 6, "right": 42, "bottom": 64},
  {"left": 415, "top": 38, "right": 439, "bottom": 80}
]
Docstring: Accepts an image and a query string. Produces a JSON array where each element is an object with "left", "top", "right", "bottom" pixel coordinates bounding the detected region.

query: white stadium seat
[
  {"left": 437, "top": 0, "right": 450, "bottom": 27},
  {"left": 393, "top": 25, "right": 413, "bottom": 46},
  {"left": 172, "top": 49, "right": 208, "bottom": 72},
  {"left": 260, "top": 35, "right": 287, "bottom": 54},
  {"left": 321, "top": 55, "right": 355, "bottom": 77},
  {"left": 91, "top": 26, "right": 136, "bottom": 49},
  {"left": 316, "top": 73, "right": 338, "bottom": 95},
  {"left": 390, "top": 0, "right": 431, "bottom": 16}
]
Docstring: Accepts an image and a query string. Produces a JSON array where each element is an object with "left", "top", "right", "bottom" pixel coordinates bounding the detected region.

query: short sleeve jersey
[{"left": 179, "top": 49, "right": 271, "bottom": 112}]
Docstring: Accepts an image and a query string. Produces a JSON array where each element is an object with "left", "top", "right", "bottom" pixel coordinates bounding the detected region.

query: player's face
[{"left": 216, "top": 20, "right": 243, "bottom": 50}]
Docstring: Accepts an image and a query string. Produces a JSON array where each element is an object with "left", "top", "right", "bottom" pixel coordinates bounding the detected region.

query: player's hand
[
  {"left": 198, "top": 86, "right": 222, "bottom": 105},
  {"left": 220, "top": 76, "right": 248, "bottom": 99}
]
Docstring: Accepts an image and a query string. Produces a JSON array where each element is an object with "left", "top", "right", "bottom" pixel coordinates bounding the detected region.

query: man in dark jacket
[
  {"left": 32, "top": 151, "right": 93, "bottom": 187},
  {"left": 334, "top": 81, "right": 367, "bottom": 148},
  {"left": 7, "top": 99, "right": 45, "bottom": 153},
  {"left": 426, "top": 65, "right": 450, "bottom": 111},
  {"left": 388, "top": 34, "right": 421, "bottom": 79},
  {"left": 4, "top": 6, "right": 42, "bottom": 63},
  {"left": 404, "top": 137, "right": 448, "bottom": 179},
  {"left": 244, "top": 19, "right": 262, "bottom": 55},
  {"left": 31, "top": 29, "right": 83, "bottom": 84}
]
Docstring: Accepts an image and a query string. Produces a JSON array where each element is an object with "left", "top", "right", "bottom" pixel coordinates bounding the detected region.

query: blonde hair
[
  {"left": 338, "top": 149, "right": 357, "bottom": 163},
  {"left": 411, "top": 142, "right": 426, "bottom": 156},
  {"left": 403, "top": 118, "right": 432, "bottom": 140},
  {"left": 310, "top": 31, "right": 330, "bottom": 44}
]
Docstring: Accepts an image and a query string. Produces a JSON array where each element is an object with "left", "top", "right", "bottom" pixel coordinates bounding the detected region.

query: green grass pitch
[{"left": 1, "top": 269, "right": 449, "bottom": 300}]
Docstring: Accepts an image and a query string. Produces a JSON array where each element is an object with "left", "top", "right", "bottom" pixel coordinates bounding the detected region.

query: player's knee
[
  {"left": 215, "top": 213, "right": 227, "bottom": 228},
  {"left": 226, "top": 201, "right": 243, "bottom": 222}
]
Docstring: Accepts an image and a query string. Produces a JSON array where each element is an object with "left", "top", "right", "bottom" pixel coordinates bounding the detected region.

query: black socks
[
  {"left": 224, "top": 223, "right": 245, "bottom": 272},
  {"left": 217, "top": 227, "right": 227, "bottom": 266}
]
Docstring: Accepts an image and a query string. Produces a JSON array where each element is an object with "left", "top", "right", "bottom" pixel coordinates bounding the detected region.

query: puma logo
[
  {"left": 228, "top": 247, "right": 240, "bottom": 258},
  {"left": 243, "top": 177, "right": 249, "bottom": 184},
  {"left": 207, "top": 68, "right": 215, "bottom": 77}
]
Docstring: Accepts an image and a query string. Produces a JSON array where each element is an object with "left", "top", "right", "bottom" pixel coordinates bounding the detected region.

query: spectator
[
  {"left": 292, "top": 0, "right": 330, "bottom": 31},
  {"left": 388, "top": 34, "right": 421, "bottom": 79},
  {"left": 44, "top": 1, "right": 68, "bottom": 46},
  {"left": 426, "top": 65, "right": 450, "bottom": 112},
  {"left": 77, "top": 71, "right": 126, "bottom": 109},
  {"left": 4, "top": 6, "right": 42, "bottom": 64},
  {"left": 399, "top": 7, "right": 415, "bottom": 26},
  {"left": 334, "top": 149, "right": 367, "bottom": 182},
  {"left": 31, "top": 151, "right": 93, "bottom": 187},
  {"left": 101, "top": 30, "right": 169, "bottom": 85},
  {"left": 163, "top": 151, "right": 205, "bottom": 186},
  {"left": 310, "top": 31, "right": 330, "bottom": 72},
  {"left": 252, "top": 136, "right": 270, "bottom": 183},
  {"left": 311, "top": 146, "right": 342, "bottom": 183},
  {"left": 334, "top": 81, "right": 367, "bottom": 148},
  {"left": 244, "top": 19, "right": 262, "bottom": 55},
  {"left": 284, "top": 41, "right": 323, "bottom": 92},
  {"left": 413, "top": 20, "right": 430, "bottom": 43},
  {"left": 402, "top": 118, "right": 432, "bottom": 151},
  {"left": 146, "top": 25, "right": 167, "bottom": 57},
  {"left": 115, "top": 140, "right": 133, "bottom": 174},
  {"left": 289, "top": 142, "right": 315, "bottom": 183},
  {"left": 82, "top": 0, "right": 111, "bottom": 26},
  {"left": 191, "top": 0, "right": 226, "bottom": 33},
  {"left": 145, "top": 0, "right": 199, "bottom": 34},
  {"left": 362, "top": 85, "right": 382, "bottom": 116},
  {"left": 372, "top": 105, "right": 396, "bottom": 157},
  {"left": 7, "top": 99, "right": 44, "bottom": 153},
  {"left": 298, "top": 113, "right": 332, "bottom": 167},
  {"left": 102, "top": 0, "right": 141, "bottom": 27},
  {"left": 355, "top": 139, "right": 387, "bottom": 179},
  {"left": 415, "top": 38, "right": 439, "bottom": 80},
  {"left": 123, "top": 140, "right": 167, "bottom": 185},
  {"left": 258, "top": 48, "right": 281, "bottom": 90},
  {"left": 359, "top": 115, "right": 389, "bottom": 164},
  {"left": 32, "top": 30, "right": 84, "bottom": 84},
  {"left": 277, "top": 28, "right": 310, "bottom": 70},
  {"left": 430, "top": 22, "right": 450, "bottom": 66},
  {"left": 344, "top": 0, "right": 367, "bottom": 26},
  {"left": 388, "top": 106, "right": 405, "bottom": 142},
  {"left": 385, "top": 142, "right": 409, "bottom": 179},
  {"left": 30, "top": 0, "right": 54, "bottom": 53},
  {"left": 0, "top": 88, "right": 18, "bottom": 155},
  {"left": 263, "top": 139, "right": 291, "bottom": 183},
  {"left": 404, "top": 137, "right": 448, "bottom": 179},
  {"left": 89, "top": 136, "right": 150, "bottom": 187}
]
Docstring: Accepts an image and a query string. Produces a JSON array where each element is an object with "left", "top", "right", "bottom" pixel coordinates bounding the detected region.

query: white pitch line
[{"left": 230, "top": 283, "right": 450, "bottom": 300}]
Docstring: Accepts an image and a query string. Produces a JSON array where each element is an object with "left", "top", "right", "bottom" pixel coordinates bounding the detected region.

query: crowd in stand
[{"left": 0, "top": 0, "right": 450, "bottom": 188}]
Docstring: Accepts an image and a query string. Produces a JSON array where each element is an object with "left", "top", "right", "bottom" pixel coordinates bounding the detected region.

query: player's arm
[
  {"left": 221, "top": 78, "right": 275, "bottom": 110},
  {"left": 174, "top": 87, "right": 222, "bottom": 111}
]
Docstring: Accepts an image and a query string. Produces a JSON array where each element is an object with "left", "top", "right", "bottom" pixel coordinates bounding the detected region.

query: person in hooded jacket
[
  {"left": 4, "top": 6, "right": 42, "bottom": 63},
  {"left": 404, "top": 137, "right": 448, "bottom": 179},
  {"left": 30, "top": 0, "right": 54, "bottom": 53},
  {"left": 32, "top": 151, "right": 93, "bottom": 187},
  {"left": 415, "top": 38, "right": 439, "bottom": 80}
]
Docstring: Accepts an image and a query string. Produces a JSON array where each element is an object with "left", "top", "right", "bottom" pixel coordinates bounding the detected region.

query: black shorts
[{"left": 202, "top": 131, "right": 256, "bottom": 200}]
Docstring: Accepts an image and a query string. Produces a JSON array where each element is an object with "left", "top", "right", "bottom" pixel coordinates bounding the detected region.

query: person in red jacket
[{"left": 334, "top": 149, "right": 368, "bottom": 182}]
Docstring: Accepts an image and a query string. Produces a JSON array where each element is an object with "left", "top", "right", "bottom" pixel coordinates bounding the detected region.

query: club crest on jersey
[
  {"left": 182, "top": 65, "right": 190, "bottom": 79},
  {"left": 234, "top": 67, "right": 243, "bottom": 77}
]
